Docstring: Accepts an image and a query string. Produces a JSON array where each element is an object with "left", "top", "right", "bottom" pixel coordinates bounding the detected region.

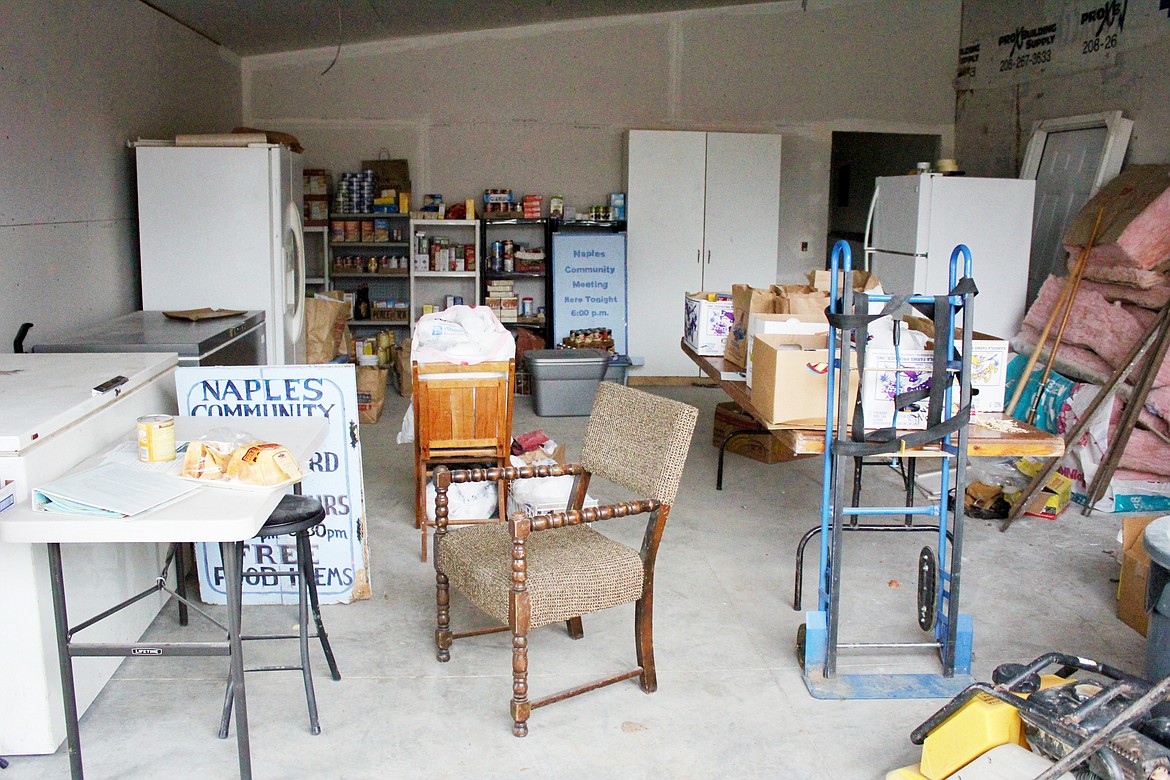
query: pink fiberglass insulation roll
[
  {"left": 1064, "top": 165, "right": 1170, "bottom": 276},
  {"left": 1077, "top": 278, "right": 1170, "bottom": 310},
  {"left": 1106, "top": 400, "right": 1170, "bottom": 477},
  {"left": 1020, "top": 278, "right": 1147, "bottom": 370},
  {"left": 1018, "top": 276, "right": 1170, "bottom": 388},
  {"left": 1015, "top": 323, "right": 1114, "bottom": 380}
]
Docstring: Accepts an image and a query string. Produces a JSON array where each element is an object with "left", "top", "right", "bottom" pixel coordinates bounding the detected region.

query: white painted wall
[
  {"left": 242, "top": 0, "right": 960, "bottom": 287},
  {"left": 956, "top": 0, "right": 1170, "bottom": 177},
  {"left": 1, "top": 1, "right": 241, "bottom": 352}
]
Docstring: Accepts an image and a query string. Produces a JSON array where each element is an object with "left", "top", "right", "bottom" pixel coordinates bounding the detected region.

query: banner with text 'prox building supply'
[{"left": 176, "top": 365, "right": 370, "bottom": 605}]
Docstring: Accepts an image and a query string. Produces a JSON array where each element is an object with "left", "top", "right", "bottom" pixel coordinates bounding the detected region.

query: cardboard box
[
  {"left": 684, "top": 292, "right": 734, "bottom": 356},
  {"left": 745, "top": 313, "right": 830, "bottom": 388},
  {"left": 860, "top": 319, "right": 1009, "bottom": 429},
  {"left": 712, "top": 402, "right": 811, "bottom": 464},
  {"left": 1118, "top": 515, "right": 1161, "bottom": 636},
  {"left": 1006, "top": 459, "right": 1073, "bottom": 519},
  {"left": 750, "top": 333, "right": 859, "bottom": 427}
]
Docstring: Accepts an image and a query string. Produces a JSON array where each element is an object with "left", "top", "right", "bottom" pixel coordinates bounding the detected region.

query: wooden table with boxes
[{"left": 682, "top": 340, "right": 1064, "bottom": 460}]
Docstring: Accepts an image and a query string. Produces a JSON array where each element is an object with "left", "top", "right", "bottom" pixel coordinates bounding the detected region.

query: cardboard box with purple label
[
  {"left": 861, "top": 328, "right": 1008, "bottom": 430},
  {"left": 683, "top": 292, "right": 734, "bottom": 356}
]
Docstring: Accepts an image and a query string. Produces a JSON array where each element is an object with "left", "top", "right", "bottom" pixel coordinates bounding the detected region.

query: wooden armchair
[
  {"left": 413, "top": 359, "right": 515, "bottom": 562},
  {"left": 431, "top": 382, "right": 698, "bottom": 736}
]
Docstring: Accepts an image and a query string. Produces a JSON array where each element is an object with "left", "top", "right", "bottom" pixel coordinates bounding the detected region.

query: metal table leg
[
  {"left": 716, "top": 428, "right": 774, "bottom": 490},
  {"left": 47, "top": 543, "right": 84, "bottom": 779},
  {"left": 174, "top": 543, "right": 189, "bottom": 627},
  {"left": 221, "top": 541, "right": 252, "bottom": 780}
]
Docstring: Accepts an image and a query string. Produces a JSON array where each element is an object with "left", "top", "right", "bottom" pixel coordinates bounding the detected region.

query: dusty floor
[{"left": 6, "top": 384, "right": 1147, "bottom": 779}]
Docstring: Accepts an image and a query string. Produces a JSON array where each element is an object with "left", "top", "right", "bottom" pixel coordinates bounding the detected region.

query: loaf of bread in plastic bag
[
  {"left": 224, "top": 441, "right": 303, "bottom": 485},
  {"left": 181, "top": 440, "right": 233, "bottom": 480}
]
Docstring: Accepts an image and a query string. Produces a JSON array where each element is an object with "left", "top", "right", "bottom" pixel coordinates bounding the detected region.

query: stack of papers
[{"left": 33, "top": 463, "right": 197, "bottom": 519}]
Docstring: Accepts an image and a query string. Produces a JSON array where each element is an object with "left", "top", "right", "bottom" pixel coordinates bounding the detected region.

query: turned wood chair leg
[
  {"left": 435, "top": 571, "right": 452, "bottom": 662},
  {"left": 566, "top": 616, "right": 584, "bottom": 639},
  {"left": 510, "top": 627, "right": 530, "bottom": 737},
  {"left": 635, "top": 594, "right": 656, "bottom": 692}
]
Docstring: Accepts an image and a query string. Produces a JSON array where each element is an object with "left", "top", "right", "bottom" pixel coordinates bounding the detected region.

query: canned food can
[{"left": 137, "top": 415, "right": 176, "bottom": 463}]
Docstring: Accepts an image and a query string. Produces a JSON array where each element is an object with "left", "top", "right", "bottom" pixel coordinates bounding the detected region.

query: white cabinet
[
  {"left": 626, "top": 130, "right": 782, "bottom": 376},
  {"left": 408, "top": 219, "right": 481, "bottom": 324}
]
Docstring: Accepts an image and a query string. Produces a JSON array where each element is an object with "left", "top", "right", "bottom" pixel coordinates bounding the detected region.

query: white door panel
[
  {"left": 702, "top": 132, "right": 781, "bottom": 292},
  {"left": 1026, "top": 126, "right": 1108, "bottom": 302},
  {"left": 138, "top": 146, "right": 275, "bottom": 311},
  {"left": 872, "top": 175, "right": 927, "bottom": 255},
  {"left": 925, "top": 177, "right": 1035, "bottom": 339},
  {"left": 626, "top": 130, "right": 706, "bottom": 376}
]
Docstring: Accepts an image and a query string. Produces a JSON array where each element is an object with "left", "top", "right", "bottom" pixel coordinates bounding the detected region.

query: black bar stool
[{"left": 218, "top": 494, "right": 341, "bottom": 738}]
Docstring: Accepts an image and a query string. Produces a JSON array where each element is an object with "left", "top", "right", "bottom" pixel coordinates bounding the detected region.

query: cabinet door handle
[
  {"left": 706, "top": 250, "right": 711, "bottom": 265},
  {"left": 696, "top": 249, "right": 701, "bottom": 265}
]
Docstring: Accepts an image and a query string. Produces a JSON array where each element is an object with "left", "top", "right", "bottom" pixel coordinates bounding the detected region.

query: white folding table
[{"left": 0, "top": 416, "right": 329, "bottom": 780}]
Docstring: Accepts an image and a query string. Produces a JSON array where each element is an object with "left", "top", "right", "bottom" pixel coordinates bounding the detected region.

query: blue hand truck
[{"left": 799, "top": 239, "right": 978, "bottom": 699}]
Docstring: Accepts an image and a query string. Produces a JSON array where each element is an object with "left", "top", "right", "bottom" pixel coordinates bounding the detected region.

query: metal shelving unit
[
  {"left": 328, "top": 212, "right": 412, "bottom": 329},
  {"left": 481, "top": 217, "right": 551, "bottom": 345},
  {"left": 409, "top": 218, "right": 481, "bottom": 324}
]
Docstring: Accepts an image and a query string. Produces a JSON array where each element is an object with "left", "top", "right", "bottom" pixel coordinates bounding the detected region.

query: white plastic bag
[
  {"left": 396, "top": 403, "right": 414, "bottom": 444},
  {"left": 506, "top": 453, "right": 598, "bottom": 516},
  {"left": 425, "top": 478, "right": 498, "bottom": 521},
  {"left": 411, "top": 305, "right": 515, "bottom": 365}
]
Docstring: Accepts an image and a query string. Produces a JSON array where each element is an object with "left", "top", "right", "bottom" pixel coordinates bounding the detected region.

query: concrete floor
[{"left": 7, "top": 384, "right": 1147, "bottom": 779}]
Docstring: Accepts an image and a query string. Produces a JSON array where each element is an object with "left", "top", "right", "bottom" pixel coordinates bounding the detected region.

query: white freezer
[
  {"left": 136, "top": 144, "right": 306, "bottom": 365},
  {"left": 869, "top": 173, "right": 1036, "bottom": 339},
  {"left": 0, "top": 353, "right": 177, "bottom": 754}
]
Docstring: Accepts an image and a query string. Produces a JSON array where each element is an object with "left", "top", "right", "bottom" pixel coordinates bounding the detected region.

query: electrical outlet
[{"left": 800, "top": 241, "right": 809, "bottom": 252}]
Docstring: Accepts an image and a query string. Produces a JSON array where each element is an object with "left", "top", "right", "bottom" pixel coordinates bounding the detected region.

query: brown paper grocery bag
[
  {"left": 773, "top": 284, "right": 829, "bottom": 318},
  {"left": 305, "top": 296, "right": 351, "bottom": 363},
  {"left": 723, "top": 284, "right": 775, "bottom": 368},
  {"left": 356, "top": 366, "right": 389, "bottom": 423}
]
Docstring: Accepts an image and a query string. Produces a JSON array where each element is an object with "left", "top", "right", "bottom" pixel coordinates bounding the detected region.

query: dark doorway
[{"left": 827, "top": 131, "right": 941, "bottom": 268}]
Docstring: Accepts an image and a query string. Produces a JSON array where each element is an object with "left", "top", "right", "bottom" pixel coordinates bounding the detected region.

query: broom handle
[
  {"left": 1005, "top": 208, "right": 1104, "bottom": 417},
  {"left": 1026, "top": 209, "right": 1104, "bottom": 424}
]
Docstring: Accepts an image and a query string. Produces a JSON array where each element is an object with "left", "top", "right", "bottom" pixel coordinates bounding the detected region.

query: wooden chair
[
  {"left": 431, "top": 382, "right": 698, "bottom": 736},
  {"left": 413, "top": 359, "right": 515, "bottom": 562}
]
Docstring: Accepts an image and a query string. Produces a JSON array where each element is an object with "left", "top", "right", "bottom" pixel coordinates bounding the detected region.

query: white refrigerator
[
  {"left": 866, "top": 173, "right": 1036, "bottom": 339},
  {"left": 136, "top": 144, "right": 307, "bottom": 364}
]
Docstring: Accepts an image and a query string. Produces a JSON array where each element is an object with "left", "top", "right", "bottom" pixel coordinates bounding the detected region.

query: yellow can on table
[{"left": 137, "top": 415, "right": 176, "bottom": 462}]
